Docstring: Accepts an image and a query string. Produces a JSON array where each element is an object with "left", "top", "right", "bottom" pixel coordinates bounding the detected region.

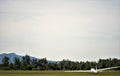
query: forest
[{"left": 0, "top": 55, "right": 120, "bottom": 70}]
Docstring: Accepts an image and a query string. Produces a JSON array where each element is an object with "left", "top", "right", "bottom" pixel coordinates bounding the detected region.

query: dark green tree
[
  {"left": 9, "top": 63, "right": 14, "bottom": 70},
  {"left": 2, "top": 56, "right": 9, "bottom": 67},
  {"left": 38, "top": 58, "right": 48, "bottom": 70},
  {"left": 31, "top": 58, "right": 38, "bottom": 70},
  {"left": 13, "top": 57, "right": 21, "bottom": 70},
  {"left": 79, "top": 61, "right": 85, "bottom": 70},
  {"left": 48, "top": 62, "right": 59, "bottom": 70},
  {"left": 1, "top": 56, "right": 10, "bottom": 70},
  {"left": 21, "top": 54, "right": 31, "bottom": 70}
]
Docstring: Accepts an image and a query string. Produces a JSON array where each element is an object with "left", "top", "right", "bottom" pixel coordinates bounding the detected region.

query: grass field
[{"left": 0, "top": 70, "right": 120, "bottom": 76}]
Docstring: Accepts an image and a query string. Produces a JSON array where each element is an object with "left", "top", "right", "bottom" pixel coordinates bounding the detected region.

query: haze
[{"left": 0, "top": 0, "right": 120, "bottom": 61}]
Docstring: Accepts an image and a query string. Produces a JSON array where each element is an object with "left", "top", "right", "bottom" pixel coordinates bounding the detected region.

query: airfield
[{"left": 0, "top": 70, "right": 120, "bottom": 76}]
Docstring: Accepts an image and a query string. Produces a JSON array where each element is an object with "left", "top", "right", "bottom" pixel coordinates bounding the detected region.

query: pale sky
[{"left": 0, "top": 0, "right": 120, "bottom": 61}]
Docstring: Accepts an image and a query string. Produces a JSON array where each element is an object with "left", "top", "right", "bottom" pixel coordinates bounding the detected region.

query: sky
[{"left": 0, "top": 0, "right": 120, "bottom": 61}]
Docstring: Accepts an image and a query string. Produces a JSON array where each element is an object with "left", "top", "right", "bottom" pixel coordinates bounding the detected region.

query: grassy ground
[{"left": 0, "top": 70, "right": 120, "bottom": 76}]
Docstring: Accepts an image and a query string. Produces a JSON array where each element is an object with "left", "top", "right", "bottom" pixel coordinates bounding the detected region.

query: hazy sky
[{"left": 0, "top": 0, "right": 120, "bottom": 61}]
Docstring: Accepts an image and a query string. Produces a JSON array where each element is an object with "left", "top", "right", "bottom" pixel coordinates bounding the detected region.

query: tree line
[{"left": 0, "top": 55, "right": 120, "bottom": 70}]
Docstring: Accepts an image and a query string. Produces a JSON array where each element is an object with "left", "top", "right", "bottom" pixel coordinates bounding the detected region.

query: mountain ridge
[
  {"left": 0, "top": 53, "right": 39, "bottom": 64},
  {"left": 0, "top": 53, "right": 59, "bottom": 64}
]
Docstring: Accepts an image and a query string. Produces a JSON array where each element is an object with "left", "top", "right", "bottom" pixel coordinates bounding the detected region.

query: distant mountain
[
  {"left": 0, "top": 53, "right": 59, "bottom": 64},
  {"left": 0, "top": 53, "right": 38, "bottom": 64}
]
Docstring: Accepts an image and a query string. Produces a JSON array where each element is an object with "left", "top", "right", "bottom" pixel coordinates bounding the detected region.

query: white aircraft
[{"left": 65, "top": 66, "right": 120, "bottom": 73}]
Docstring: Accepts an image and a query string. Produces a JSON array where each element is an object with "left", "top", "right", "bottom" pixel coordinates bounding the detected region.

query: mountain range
[{"left": 0, "top": 53, "right": 40, "bottom": 64}]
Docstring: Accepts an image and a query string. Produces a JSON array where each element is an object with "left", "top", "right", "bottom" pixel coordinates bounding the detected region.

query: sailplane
[{"left": 65, "top": 66, "right": 120, "bottom": 73}]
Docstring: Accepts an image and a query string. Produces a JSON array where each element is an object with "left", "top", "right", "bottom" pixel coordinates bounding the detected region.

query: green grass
[{"left": 0, "top": 70, "right": 120, "bottom": 76}]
